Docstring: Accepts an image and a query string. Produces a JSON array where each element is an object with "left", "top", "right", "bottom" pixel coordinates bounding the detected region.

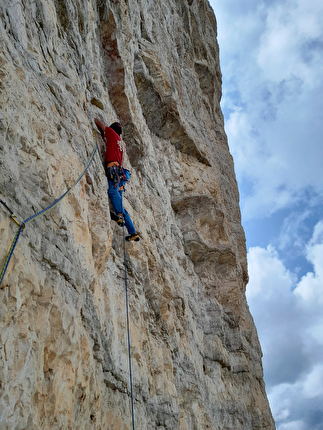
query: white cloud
[
  {"left": 303, "top": 364, "right": 323, "bottom": 398},
  {"left": 247, "top": 245, "right": 295, "bottom": 299},
  {"left": 295, "top": 220, "right": 323, "bottom": 305},
  {"left": 212, "top": 0, "right": 323, "bottom": 220},
  {"left": 257, "top": 0, "right": 323, "bottom": 84},
  {"left": 246, "top": 221, "right": 323, "bottom": 428},
  {"left": 277, "top": 209, "right": 312, "bottom": 250},
  {"left": 277, "top": 420, "right": 306, "bottom": 430}
]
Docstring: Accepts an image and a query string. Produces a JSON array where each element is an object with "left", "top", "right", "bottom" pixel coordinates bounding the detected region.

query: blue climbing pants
[{"left": 108, "top": 179, "right": 136, "bottom": 235}]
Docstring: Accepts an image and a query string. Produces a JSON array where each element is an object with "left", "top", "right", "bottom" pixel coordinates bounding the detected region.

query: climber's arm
[{"left": 94, "top": 118, "right": 106, "bottom": 138}]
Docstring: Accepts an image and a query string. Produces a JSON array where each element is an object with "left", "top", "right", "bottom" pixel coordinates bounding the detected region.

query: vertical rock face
[{"left": 0, "top": 1, "right": 274, "bottom": 429}]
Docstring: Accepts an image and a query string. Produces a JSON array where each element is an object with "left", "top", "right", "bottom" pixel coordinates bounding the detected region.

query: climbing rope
[
  {"left": 0, "top": 130, "right": 98, "bottom": 287},
  {"left": 121, "top": 191, "right": 135, "bottom": 430},
  {"left": 0, "top": 223, "right": 25, "bottom": 286}
]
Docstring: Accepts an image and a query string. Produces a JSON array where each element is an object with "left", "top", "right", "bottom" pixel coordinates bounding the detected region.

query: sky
[{"left": 209, "top": 0, "right": 323, "bottom": 429}]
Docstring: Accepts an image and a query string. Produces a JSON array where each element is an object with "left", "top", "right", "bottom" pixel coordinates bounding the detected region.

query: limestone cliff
[{"left": 0, "top": 0, "right": 275, "bottom": 429}]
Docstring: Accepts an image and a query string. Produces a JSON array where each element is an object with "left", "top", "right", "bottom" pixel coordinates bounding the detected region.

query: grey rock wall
[{"left": 0, "top": 0, "right": 275, "bottom": 428}]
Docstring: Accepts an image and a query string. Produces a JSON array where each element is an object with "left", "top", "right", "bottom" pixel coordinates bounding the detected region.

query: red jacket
[{"left": 104, "top": 126, "right": 124, "bottom": 165}]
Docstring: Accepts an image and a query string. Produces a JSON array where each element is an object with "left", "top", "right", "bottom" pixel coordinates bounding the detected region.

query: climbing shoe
[
  {"left": 116, "top": 216, "right": 124, "bottom": 227},
  {"left": 110, "top": 211, "right": 118, "bottom": 222},
  {"left": 125, "top": 233, "right": 140, "bottom": 242},
  {"left": 110, "top": 212, "right": 124, "bottom": 227}
]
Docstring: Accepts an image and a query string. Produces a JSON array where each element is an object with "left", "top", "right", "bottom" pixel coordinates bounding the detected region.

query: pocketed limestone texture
[{"left": 0, "top": 0, "right": 274, "bottom": 429}]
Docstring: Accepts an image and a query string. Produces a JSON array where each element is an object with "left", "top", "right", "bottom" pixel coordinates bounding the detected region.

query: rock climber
[{"left": 94, "top": 118, "right": 139, "bottom": 242}]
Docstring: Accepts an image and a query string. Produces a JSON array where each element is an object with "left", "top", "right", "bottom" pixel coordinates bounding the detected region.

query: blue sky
[{"left": 209, "top": 0, "right": 323, "bottom": 429}]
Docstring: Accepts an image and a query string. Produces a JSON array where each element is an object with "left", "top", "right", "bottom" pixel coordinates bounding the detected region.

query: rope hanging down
[
  {"left": 0, "top": 136, "right": 98, "bottom": 287},
  {"left": 121, "top": 192, "right": 135, "bottom": 430}
]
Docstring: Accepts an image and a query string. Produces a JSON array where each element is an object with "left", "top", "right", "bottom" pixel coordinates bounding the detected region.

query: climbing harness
[
  {"left": 105, "top": 163, "right": 123, "bottom": 186},
  {"left": 121, "top": 190, "right": 135, "bottom": 430},
  {"left": 105, "top": 164, "right": 131, "bottom": 188},
  {"left": 0, "top": 132, "right": 98, "bottom": 287}
]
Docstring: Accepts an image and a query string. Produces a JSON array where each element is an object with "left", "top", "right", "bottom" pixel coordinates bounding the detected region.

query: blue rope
[
  {"left": 0, "top": 198, "right": 14, "bottom": 216},
  {"left": 24, "top": 144, "right": 97, "bottom": 224},
  {"left": 121, "top": 191, "right": 135, "bottom": 430},
  {"left": 0, "top": 224, "right": 25, "bottom": 285},
  {"left": 0, "top": 143, "right": 97, "bottom": 287}
]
